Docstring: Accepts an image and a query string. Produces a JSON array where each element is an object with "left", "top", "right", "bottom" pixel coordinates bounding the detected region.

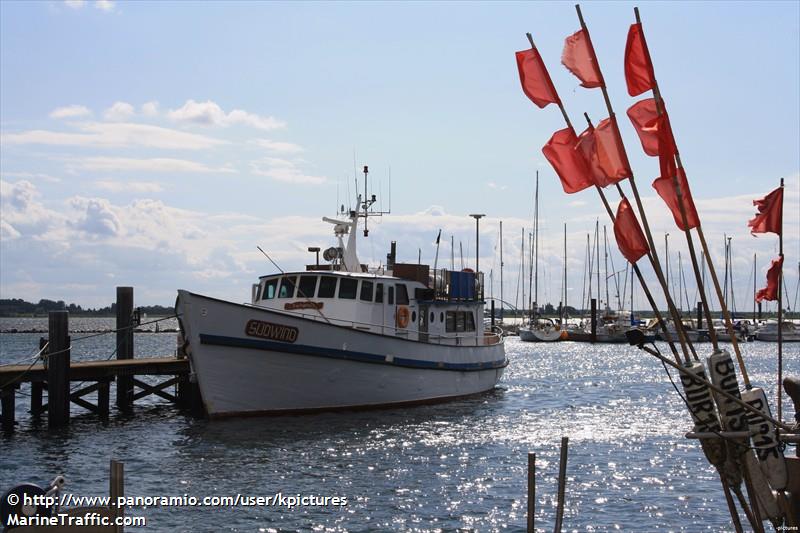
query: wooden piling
[
  {"left": 694, "top": 301, "right": 700, "bottom": 330},
  {"left": 527, "top": 452, "right": 535, "bottom": 533},
  {"left": 48, "top": 310, "right": 70, "bottom": 428},
  {"left": 31, "top": 337, "right": 47, "bottom": 416},
  {"left": 1, "top": 385, "right": 17, "bottom": 431},
  {"left": 116, "top": 287, "right": 134, "bottom": 412},
  {"left": 110, "top": 460, "right": 124, "bottom": 533},
  {"left": 554, "top": 436, "right": 569, "bottom": 532},
  {"left": 590, "top": 299, "right": 597, "bottom": 343}
]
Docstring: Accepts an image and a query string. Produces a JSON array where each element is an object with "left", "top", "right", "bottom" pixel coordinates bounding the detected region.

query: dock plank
[{"left": 0, "top": 357, "right": 189, "bottom": 384}]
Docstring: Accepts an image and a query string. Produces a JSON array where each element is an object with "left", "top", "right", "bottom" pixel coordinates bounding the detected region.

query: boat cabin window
[
  {"left": 262, "top": 278, "right": 278, "bottom": 300},
  {"left": 297, "top": 275, "right": 318, "bottom": 298},
  {"left": 396, "top": 284, "right": 409, "bottom": 305},
  {"left": 338, "top": 278, "right": 358, "bottom": 299},
  {"left": 445, "top": 311, "right": 475, "bottom": 333},
  {"left": 278, "top": 276, "right": 297, "bottom": 298},
  {"left": 318, "top": 276, "right": 337, "bottom": 298},
  {"left": 388, "top": 286, "right": 394, "bottom": 305},
  {"left": 375, "top": 283, "right": 384, "bottom": 303},
  {"left": 360, "top": 280, "right": 374, "bottom": 302}
]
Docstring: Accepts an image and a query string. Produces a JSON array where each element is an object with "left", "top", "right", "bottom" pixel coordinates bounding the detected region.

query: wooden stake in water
[
  {"left": 528, "top": 452, "right": 536, "bottom": 533},
  {"left": 554, "top": 437, "right": 569, "bottom": 532}
]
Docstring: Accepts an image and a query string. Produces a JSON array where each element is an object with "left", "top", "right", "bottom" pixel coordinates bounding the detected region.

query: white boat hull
[
  {"left": 176, "top": 290, "right": 506, "bottom": 417},
  {"left": 519, "top": 327, "right": 563, "bottom": 342}
]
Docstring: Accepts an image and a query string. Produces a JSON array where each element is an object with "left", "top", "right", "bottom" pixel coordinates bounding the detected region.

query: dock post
[
  {"left": 48, "top": 310, "right": 70, "bottom": 428},
  {"left": 757, "top": 302, "right": 762, "bottom": 320},
  {"left": 554, "top": 436, "right": 569, "bottom": 532},
  {"left": 98, "top": 378, "right": 111, "bottom": 419},
  {"left": 110, "top": 460, "right": 124, "bottom": 533},
  {"left": 491, "top": 300, "right": 495, "bottom": 330},
  {"left": 116, "top": 287, "right": 134, "bottom": 412},
  {"left": 30, "top": 337, "right": 47, "bottom": 416},
  {"left": 1, "top": 385, "right": 16, "bottom": 432},
  {"left": 527, "top": 452, "right": 535, "bottom": 533},
  {"left": 590, "top": 299, "right": 597, "bottom": 343},
  {"left": 696, "top": 302, "right": 703, "bottom": 330}
]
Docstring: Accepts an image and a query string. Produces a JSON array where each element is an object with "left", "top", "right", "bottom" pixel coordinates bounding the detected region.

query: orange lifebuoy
[{"left": 396, "top": 306, "right": 411, "bottom": 328}]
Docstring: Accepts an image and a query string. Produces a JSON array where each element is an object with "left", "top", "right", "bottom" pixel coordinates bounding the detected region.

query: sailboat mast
[
  {"left": 521, "top": 227, "right": 526, "bottom": 317},
  {"left": 500, "top": 220, "right": 504, "bottom": 321},
  {"left": 534, "top": 173, "right": 539, "bottom": 319},
  {"left": 753, "top": 253, "right": 757, "bottom": 319},
  {"left": 603, "top": 225, "right": 610, "bottom": 312},
  {"left": 595, "top": 220, "right": 600, "bottom": 311},
  {"left": 563, "top": 223, "right": 567, "bottom": 322}
]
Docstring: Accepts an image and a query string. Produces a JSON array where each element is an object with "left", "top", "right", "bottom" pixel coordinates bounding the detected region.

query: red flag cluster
[
  {"left": 542, "top": 128, "right": 593, "bottom": 194},
  {"left": 756, "top": 256, "right": 783, "bottom": 302},
  {"left": 516, "top": 48, "right": 561, "bottom": 109},
  {"left": 614, "top": 198, "right": 649, "bottom": 263},
  {"left": 561, "top": 29, "right": 603, "bottom": 88},
  {"left": 624, "top": 23, "right": 656, "bottom": 96},
  {"left": 748, "top": 186, "right": 784, "bottom": 235},
  {"left": 652, "top": 169, "right": 699, "bottom": 231}
]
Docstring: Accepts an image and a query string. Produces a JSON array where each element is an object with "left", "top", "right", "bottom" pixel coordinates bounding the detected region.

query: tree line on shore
[{"left": 0, "top": 298, "right": 174, "bottom": 317}]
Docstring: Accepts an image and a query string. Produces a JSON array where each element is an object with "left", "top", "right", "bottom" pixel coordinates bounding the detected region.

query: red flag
[
  {"left": 624, "top": 23, "right": 656, "bottom": 97},
  {"left": 653, "top": 167, "right": 700, "bottom": 230},
  {"left": 627, "top": 98, "right": 676, "bottom": 157},
  {"left": 748, "top": 186, "right": 783, "bottom": 235},
  {"left": 542, "top": 127, "right": 593, "bottom": 194},
  {"left": 756, "top": 256, "right": 783, "bottom": 302},
  {"left": 594, "top": 117, "right": 632, "bottom": 184},
  {"left": 516, "top": 48, "right": 561, "bottom": 108},
  {"left": 575, "top": 125, "right": 606, "bottom": 187},
  {"left": 614, "top": 198, "right": 650, "bottom": 263},
  {"left": 561, "top": 29, "right": 603, "bottom": 88}
]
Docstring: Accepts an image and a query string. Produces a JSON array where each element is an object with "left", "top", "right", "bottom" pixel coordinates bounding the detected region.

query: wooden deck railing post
[
  {"left": 48, "top": 310, "right": 70, "bottom": 428},
  {"left": 116, "top": 287, "right": 134, "bottom": 411}
]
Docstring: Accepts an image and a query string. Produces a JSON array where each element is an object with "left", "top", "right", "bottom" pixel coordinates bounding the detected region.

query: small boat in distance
[
  {"left": 175, "top": 166, "right": 506, "bottom": 417},
  {"left": 755, "top": 320, "right": 800, "bottom": 342}
]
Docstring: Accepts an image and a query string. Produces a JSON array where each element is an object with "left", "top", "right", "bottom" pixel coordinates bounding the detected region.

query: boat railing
[{"left": 246, "top": 304, "right": 502, "bottom": 347}]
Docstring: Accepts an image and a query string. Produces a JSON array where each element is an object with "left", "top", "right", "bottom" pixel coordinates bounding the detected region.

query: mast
[
  {"left": 603, "top": 225, "right": 610, "bottom": 312},
  {"left": 777, "top": 178, "right": 785, "bottom": 420},
  {"left": 595, "top": 220, "right": 600, "bottom": 311},
  {"left": 563, "top": 223, "right": 568, "bottom": 323},
  {"left": 451, "top": 235, "right": 455, "bottom": 270},
  {"left": 520, "top": 227, "right": 526, "bottom": 318},
  {"left": 753, "top": 253, "right": 757, "bottom": 320},
  {"left": 534, "top": 173, "right": 540, "bottom": 320},
  {"left": 500, "top": 220, "right": 504, "bottom": 322}
]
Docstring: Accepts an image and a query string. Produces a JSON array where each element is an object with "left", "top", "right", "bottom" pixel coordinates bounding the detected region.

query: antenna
[{"left": 257, "top": 246, "right": 284, "bottom": 274}]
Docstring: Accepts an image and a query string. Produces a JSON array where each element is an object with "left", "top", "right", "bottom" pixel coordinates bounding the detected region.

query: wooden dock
[{"left": 0, "top": 287, "right": 203, "bottom": 432}]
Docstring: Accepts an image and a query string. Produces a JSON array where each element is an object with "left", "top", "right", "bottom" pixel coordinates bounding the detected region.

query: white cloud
[
  {"left": 487, "top": 181, "right": 507, "bottom": 191},
  {"left": 0, "top": 219, "right": 21, "bottom": 240},
  {"left": 94, "top": 180, "right": 164, "bottom": 193},
  {"left": 0, "top": 180, "right": 61, "bottom": 237},
  {"left": 64, "top": 0, "right": 85, "bottom": 9},
  {"left": 250, "top": 158, "right": 326, "bottom": 185},
  {"left": 167, "top": 99, "right": 286, "bottom": 130},
  {"left": 95, "top": 0, "right": 114, "bottom": 11},
  {"left": 250, "top": 139, "right": 304, "bottom": 153},
  {"left": 141, "top": 101, "right": 159, "bottom": 117},
  {"left": 569, "top": 200, "right": 587, "bottom": 207},
  {"left": 1, "top": 122, "right": 227, "bottom": 150},
  {"left": 104, "top": 101, "right": 135, "bottom": 121},
  {"left": 50, "top": 105, "right": 91, "bottom": 119},
  {"left": 1, "top": 172, "right": 61, "bottom": 183},
  {"left": 69, "top": 197, "right": 123, "bottom": 236},
  {"left": 72, "top": 156, "right": 235, "bottom": 174}
]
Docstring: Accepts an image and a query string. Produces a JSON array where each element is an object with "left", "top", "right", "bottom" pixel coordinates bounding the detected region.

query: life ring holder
[{"left": 396, "top": 306, "right": 411, "bottom": 328}]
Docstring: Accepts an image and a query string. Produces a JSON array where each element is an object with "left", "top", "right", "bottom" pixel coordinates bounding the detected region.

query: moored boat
[
  {"left": 176, "top": 169, "right": 506, "bottom": 417},
  {"left": 755, "top": 320, "right": 800, "bottom": 342}
]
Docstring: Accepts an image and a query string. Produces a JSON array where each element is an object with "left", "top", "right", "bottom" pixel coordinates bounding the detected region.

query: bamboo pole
[{"left": 778, "top": 178, "right": 785, "bottom": 420}]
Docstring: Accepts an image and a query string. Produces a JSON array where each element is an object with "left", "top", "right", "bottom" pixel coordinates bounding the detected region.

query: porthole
[
  {"left": 412, "top": 311, "right": 417, "bottom": 323},
  {"left": 440, "top": 312, "right": 444, "bottom": 322},
  {"left": 430, "top": 312, "right": 435, "bottom": 323}
]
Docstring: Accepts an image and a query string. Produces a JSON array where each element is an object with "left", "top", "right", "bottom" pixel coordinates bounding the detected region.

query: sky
[{"left": 1, "top": 0, "right": 798, "bottom": 312}]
